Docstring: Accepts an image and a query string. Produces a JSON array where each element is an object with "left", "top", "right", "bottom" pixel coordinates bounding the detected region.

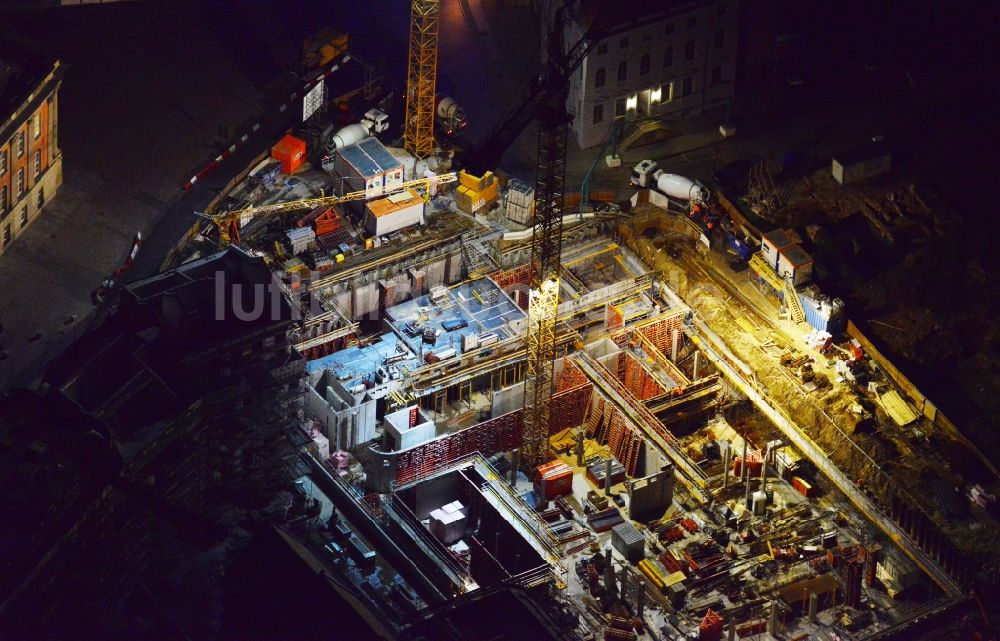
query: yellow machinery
[
  {"left": 403, "top": 1, "right": 440, "bottom": 159},
  {"left": 206, "top": 172, "right": 456, "bottom": 246}
]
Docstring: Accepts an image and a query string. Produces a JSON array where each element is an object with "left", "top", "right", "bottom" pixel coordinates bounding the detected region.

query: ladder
[{"left": 783, "top": 278, "right": 805, "bottom": 324}]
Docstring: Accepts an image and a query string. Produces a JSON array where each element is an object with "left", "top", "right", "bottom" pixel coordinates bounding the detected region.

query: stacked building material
[
  {"left": 504, "top": 178, "right": 534, "bottom": 224},
  {"left": 285, "top": 227, "right": 315, "bottom": 255},
  {"left": 455, "top": 170, "right": 499, "bottom": 214},
  {"left": 587, "top": 456, "right": 626, "bottom": 488},
  {"left": 698, "top": 609, "right": 723, "bottom": 641},
  {"left": 611, "top": 521, "right": 646, "bottom": 563},
  {"left": 534, "top": 460, "right": 573, "bottom": 500},
  {"left": 429, "top": 500, "right": 467, "bottom": 545},
  {"left": 588, "top": 507, "right": 624, "bottom": 533}
]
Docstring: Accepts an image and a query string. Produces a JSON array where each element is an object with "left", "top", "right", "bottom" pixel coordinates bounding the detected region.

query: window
[
  {"left": 3, "top": 225, "right": 10, "bottom": 247},
  {"left": 595, "top": 68, "right": 606, "bottom": 88},
  {"left": 33, "top": 150, "right": 41, "bottom": 179},
  {"left": 682, "top": 77, "right": 693, "bottom": 96},
  {"left": 640, "top": 54, "right": 651, "bottom": 75},
  {"left": 715, "top": 29, "right": 725, "bottom": 48},
  {"left": 718, "top": 2, "right": 727, "bottom": 15},
  {"left": 663, "top": 82, "right": 675, "bottom": 103},
  {"left": 16, "top": 132, "right": 25, "bottom": 158},
  {"left": 687, "top": 16, "right": 697, "bottom": 29},
  {"left": 597, "top": 42, "right": 608, "bottom": 54},
  {"left": 617, "top": 61, "right": 628, "bottom": 82},
  {"left": 711, "top": 66, "right": 722, "bottom": 85},
  {"left": 16, "top": 168, "right": 24, "bottom": 197},
  {"left": 593, "top": 103, "right": 604, "bottom": 124},
  {"left": 663, "top": 47, "right": 673, "bottom": 68},
  {"left": 20, "top": 206, "right": 27, "bottom": 227},
  {"left": 685, "top": 40, "right": 696, "bottom": 61},
  {"left": 0, "top": 148, "right": 6, "bottom": 177},
  {"left": 614, "top": 97, "right": 627, "bottom": 118},
  {"left": 32, "top": 113, "right": 41, "bottom": 139},
  {"left": 665, "top": 22, "right": 675, "bottom": 35},
  {"left": 37, "top": 187, "right": 44, "bottom": 210},
  {"left": 1, "top": 185, "right": 7, "bottom": 212},
  {"left": 619, "top": 37, "right": 629, "bottom": 49}
]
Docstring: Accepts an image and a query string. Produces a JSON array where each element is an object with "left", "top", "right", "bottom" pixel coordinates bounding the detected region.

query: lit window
[
  {"left": 640, "top": 54, "right": 650, "bottom": 75},
  {"left": 593, "top": 104, "right": 604, "bottom": 124},
  {"left": 715, "top": 29, "right": 725, "bottom": 48},
  {"left": 16, "top": 168, "right": 24, "bottom": 197},
  {"left": 617, "top": 61, "right": 628, "bottom": 82},
  {"left": 663, "top": 47, "right": 673, "bottom": 67},
  {"left": 33, "top": 150, "right": 41, "bottom": 179},
  {"left": 682, "top": 77, "right": 693, "bottom": 96},
  {"left": 16, "top": 132, "right": 25, "bottom": 158},
  {"left": 595, "top": 68, "right": 606, "bottom": 88}
]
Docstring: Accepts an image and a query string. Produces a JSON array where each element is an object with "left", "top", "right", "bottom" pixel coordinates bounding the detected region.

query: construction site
[
  {"left": 127, "top": 0, "right": 995, "bottom": 636},
  {"left": 3, "top": 2, "right": 997, "bottom": 641}
]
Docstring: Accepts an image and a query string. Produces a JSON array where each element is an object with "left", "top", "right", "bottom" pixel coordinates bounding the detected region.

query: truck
[
  {"left": 323, "top": 108, "right": 390, "bottom": 155},
  {"left": 630, "top": 160, "right": 708, "bottom": 204},
  {"left": 435, "top": 95, "right": 467, "bottom": 137}
]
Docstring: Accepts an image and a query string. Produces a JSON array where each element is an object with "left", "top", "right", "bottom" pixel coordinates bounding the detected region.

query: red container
[
  {"left": 271, "top": 134, "right": 306, "bottom": 175},
  {"left": 792, "top": 475, "right": 813, "bottom": 497}
]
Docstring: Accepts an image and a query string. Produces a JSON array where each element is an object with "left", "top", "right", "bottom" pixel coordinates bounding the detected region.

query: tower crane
[
  {"left": 516, "top": 3, "right": 605, "bottom": 469},
  {"left": 203, "top": 172, "right": 457, "bottom": 246},
  {"left": 403, "top": 0, "right": 441, "bottom": 160}
]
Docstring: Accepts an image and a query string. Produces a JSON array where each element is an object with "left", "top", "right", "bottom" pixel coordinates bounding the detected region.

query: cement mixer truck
[
  {"left": 435, "top": 95, "right": 467, "bottom": 137},
  {"left": 630, "top": 159, "right": 708, "bottom": 204},
  {"left": 323, "top": 108, "right": 390, "bottom": 154}
]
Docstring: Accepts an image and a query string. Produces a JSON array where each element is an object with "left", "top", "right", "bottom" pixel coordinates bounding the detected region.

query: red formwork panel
[
  {"left": 558, "top": 359, "right": 589, "bottom": 391},
  {"left": 549, "top": 383, "right": 593, "bottom": 435},
  {"left": 395, "top": 410, "right": 525, "bottom": 484},
  {"left": 605, "top": 303, "right": 624, "bottom": 332},
  {"left": 621, "top": 352, "right": 666, "bottom": 401}
]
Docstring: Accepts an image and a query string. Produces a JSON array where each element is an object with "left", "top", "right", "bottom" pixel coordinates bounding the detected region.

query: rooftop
[
  {"left": 575, "top": 0, "right": 708, "bottom": 37},
  {"left": 0, "top": 25, "right": 58, "bottom": 120}
]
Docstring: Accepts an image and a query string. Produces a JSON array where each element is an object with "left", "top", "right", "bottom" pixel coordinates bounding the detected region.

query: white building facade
[{"left": 557, "top": 0, "right": 739, "bottom": 149}]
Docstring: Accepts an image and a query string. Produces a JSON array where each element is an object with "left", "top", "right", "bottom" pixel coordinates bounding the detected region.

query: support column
[
  {"left": 808, "top": 592, "right": 818, "bottom": 622},
  {"left": 671, "top": 329, "right": 679, "bottom": 363},
  {"left": 509, "top": 449, "right": 519, "bottom": 485},
  {"left": 605, "top": 458, "right": 613, "bottom": 496},
  {"left": 693, "top": 351, "right": 700, "bottom": 380}
]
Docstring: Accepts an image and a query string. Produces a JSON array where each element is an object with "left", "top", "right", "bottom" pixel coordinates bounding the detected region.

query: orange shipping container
[{"left": 272, "top": 134, "right": 307, "bottom": 175}]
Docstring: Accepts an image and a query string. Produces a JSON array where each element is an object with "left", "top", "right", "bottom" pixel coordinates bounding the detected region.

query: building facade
[
  {"left": 0, "top": 41, "right": 63, "bottom": 257},
  {"left": 557, "top": 0, "right": 739, "bottom": 149}
]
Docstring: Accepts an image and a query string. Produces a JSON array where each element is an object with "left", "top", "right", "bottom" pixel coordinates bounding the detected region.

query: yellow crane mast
[{"left": 403, "top": 0, "right": 440, "bottom": 159}]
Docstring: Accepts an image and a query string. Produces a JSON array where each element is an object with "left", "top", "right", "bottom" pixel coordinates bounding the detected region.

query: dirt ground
[{"left": 621, "top": 208, "right": 1000, "bottom": 562}]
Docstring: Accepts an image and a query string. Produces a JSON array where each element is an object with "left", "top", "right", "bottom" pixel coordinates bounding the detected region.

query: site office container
[
  {"left": 334, "top": 137, "right": 404, "bottom": 198},
  {"left": 271, "top": 134, "right": 307, "bottom": 175},
  {"left": 760, "top": 228, "right": 796, "bottom": 271},
  {"left": 777, "top": 244, "right": 814, "bottom": 286},
  {"left": 364, "top": 190, "right": 425, "bottom": 237}
]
